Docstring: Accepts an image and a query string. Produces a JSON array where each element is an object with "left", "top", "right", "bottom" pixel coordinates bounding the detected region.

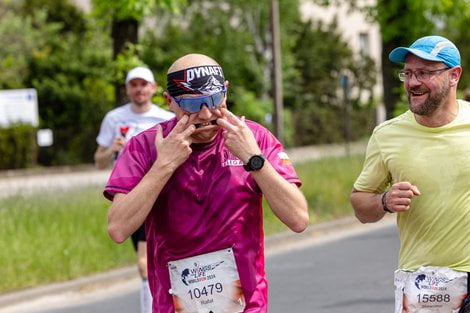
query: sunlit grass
[
  {"left": 263, "top": 155, "right": 364, "bottom": 235},
  {"left": 0, "top": 187, "right": 135, "bottom": 293}
]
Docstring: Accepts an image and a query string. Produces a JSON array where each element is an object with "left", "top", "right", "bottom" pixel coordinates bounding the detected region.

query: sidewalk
[{"left": 0, "top": 141, "right": 366, "bottom": 198}]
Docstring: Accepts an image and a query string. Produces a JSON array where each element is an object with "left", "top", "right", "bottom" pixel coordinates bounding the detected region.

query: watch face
[
  {"left": 244, "top": 154, "right": 265, "bottom": 171},
  {"left": 250, "top": 156, "right": 264, "bottom": 169}
]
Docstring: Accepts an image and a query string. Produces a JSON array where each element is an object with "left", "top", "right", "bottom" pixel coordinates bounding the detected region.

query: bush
[{"left": 0, "top": 124, "right": 37, "bottom": 169}]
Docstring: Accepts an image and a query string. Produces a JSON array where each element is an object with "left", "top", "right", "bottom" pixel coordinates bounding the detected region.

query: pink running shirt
[{"left": 104, "top": 118, "right": 301, "bottom": 313}]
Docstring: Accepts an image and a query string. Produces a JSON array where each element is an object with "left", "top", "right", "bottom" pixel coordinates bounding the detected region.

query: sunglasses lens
[{"left": 176, "top": 91, "right": 225, "bottom": 113}]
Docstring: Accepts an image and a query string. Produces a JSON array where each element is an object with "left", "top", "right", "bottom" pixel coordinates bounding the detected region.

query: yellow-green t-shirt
[{"left": 354, "top": 100, "right": 470, "bottom": 271}]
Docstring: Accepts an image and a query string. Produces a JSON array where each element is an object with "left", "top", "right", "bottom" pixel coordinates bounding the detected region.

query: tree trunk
[
  {"left": 111, "top": 18, "right": 139, "bottom": 107},
  {"left": 378, "top": 0, "right": 410, "bottom": 120},
  {"left": 381, "top": 39, "right": 402, "bottom": 120}
]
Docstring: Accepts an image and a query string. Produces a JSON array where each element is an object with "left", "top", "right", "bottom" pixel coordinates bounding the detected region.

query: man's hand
[
  {"left": 154, "top": 115, "right": 196, "bottom": 171},
  {"left": 217, "top": 108, "right": 261, "bottom": 163},
  {"left": 111, "top": 136, "right": 126, "bottom": 154},
  {"left": 385, "top": 182, "right": 421, "bottom": 213}
]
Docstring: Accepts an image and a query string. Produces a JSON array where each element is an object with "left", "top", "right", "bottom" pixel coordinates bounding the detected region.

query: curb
[
  {"left": 0, "top": 215, "right": 395, "bottom": 309},
  {"left": 0, "top": 267, "right": 138, "bottom": 309}
]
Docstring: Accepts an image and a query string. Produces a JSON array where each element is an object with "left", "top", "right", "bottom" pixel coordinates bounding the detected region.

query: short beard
[
  {"left": 132, "top": 98, "right": 148, "bottom": 107},
  {"left": 408, "top": 78, "right": 449, "bottom": 116}
]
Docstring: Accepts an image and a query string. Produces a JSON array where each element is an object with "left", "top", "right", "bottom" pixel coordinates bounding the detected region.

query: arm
[
  {"left": 251, "top": 163, "right": 309, "bottom": 232},
  {"left": 94, "top": 137, "right": 127, "bottom": 170},
  {"left": 350, "top": 182, "right": 421, "bottom": 224},
  {"left": 107, "top": 116, "right": 196, "bottom": 243},
  {"left": 107, "top": 160, "right": 175, "bottom": 243},
  {"left": 94, "top": 145, "right": 115, "bottom": 169},
  {"left": 350, "top": 188, "right": 386, "bottom": 223},
  {"left": 217, "top": 108, "right": 309, "bottom": 233}
]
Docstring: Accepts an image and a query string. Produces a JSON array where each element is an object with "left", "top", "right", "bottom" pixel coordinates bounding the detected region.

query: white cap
[{"left": 125, "top": 66, "right": 155, "bottom": 84}]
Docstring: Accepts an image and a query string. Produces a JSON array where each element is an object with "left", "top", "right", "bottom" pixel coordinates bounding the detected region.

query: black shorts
[{"left": 130, "top": 224, "right": 146, "bottom": 251}]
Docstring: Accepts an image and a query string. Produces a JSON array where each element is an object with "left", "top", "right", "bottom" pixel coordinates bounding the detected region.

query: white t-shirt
[{"left": 96, "top": 103, "right": 174, "bottom": 148}]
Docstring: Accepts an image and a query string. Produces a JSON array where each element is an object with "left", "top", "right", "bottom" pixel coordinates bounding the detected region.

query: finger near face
[
  {"left": 221, "top": 108, "right": 241, "bottom": 125},
  {"left": 216, "top": 117, "right": 237, "bottom": 132},
  {"left": 175, "top": 115, "right": 190, "bottom": 130}
]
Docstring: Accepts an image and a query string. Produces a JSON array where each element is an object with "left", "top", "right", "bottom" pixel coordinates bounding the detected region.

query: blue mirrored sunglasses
[{"left": 172, "top": 89, "right": 226, "bottom": 113}]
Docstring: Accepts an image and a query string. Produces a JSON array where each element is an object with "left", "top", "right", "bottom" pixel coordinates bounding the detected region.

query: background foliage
[
  {"left": 0, "top": 125, "right": 37, "bottom": 169},
  {"left": 0, "top": 0, "right": 468, "bottom": 168},
  {"left": 321, "top": 0, "right": 470, "bottom": 118}
]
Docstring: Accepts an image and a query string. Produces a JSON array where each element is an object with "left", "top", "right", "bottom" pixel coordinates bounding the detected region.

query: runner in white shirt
[{"left": 94, "top": 66, "right": 174, "bottom": 313}]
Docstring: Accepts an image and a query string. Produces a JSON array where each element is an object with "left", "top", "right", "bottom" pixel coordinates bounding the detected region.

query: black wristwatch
[{"left": 244, "top": 154, "right": 265, "bottom": 172}]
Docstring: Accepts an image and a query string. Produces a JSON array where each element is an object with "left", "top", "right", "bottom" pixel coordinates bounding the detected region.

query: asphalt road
[
  {"left": 1, "top": 218, "right": 399, "bottom": 313},
  {"left": 267, "top": 223, "right": 399, "bottom": 313}
]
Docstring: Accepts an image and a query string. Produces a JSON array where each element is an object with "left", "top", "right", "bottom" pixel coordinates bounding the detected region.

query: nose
[
  {"left": 407, "top": 72, "right": 422, "bottom": 86},
  {"left": 197, "top": 105, "right": 213, "bottom": 119}
]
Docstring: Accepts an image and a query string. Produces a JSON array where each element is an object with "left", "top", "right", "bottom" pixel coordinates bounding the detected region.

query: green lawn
[
  {"left": 263, "top": 155, "right": 364, "bottom": 234},
  {"left": 0, "top": 155, "right": 364, "bottom": 293},
  {"left": 0, "top": 187, "right": 135, "bottom": 293}
]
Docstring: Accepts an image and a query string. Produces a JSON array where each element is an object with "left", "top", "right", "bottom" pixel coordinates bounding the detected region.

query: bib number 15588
[{"left": 417, "top": 294, "right": 451, "bottom": 303}]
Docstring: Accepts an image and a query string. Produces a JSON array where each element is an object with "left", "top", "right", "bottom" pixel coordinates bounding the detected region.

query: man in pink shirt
[{"left": 104, "top": 53, "right": 309, "bottom": 313}]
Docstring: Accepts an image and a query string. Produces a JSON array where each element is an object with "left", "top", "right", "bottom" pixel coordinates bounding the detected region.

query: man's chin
[{"left": 191, "top": 127, "right": 220, "bottom": 143}]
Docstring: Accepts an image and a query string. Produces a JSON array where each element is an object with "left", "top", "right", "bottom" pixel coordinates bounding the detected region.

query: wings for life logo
[
  {"left": 181, "top": 260, "right": 225, "bottom": 286},
  {"left": 414, "top": 273, "right": 451, "bottom": 291}
]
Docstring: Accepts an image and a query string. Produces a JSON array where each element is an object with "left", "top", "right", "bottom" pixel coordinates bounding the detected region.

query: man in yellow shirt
[{"left": 351, "top": 35, "right": 470, "bottom": 313}]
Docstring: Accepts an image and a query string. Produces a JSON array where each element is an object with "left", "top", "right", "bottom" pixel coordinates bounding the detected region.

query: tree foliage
[
  {"left": 288, "top": 18, "right": 376, "bottom": 145},
  {"left": 91, "top": 0, "right": 186, "bottom": 105},
  {"left": 319, "top": 0, "right": 470, "bottom": 118},
  {"left": 0, "top": 0, "right": 115, "bottom": 166},
  {"left": 138, "top": 0, "right": 376, "bottom": 146},
  {"left": 4, "top": 0, "right": 449, "bottom": 168},
  {"left": 92, "top": 0, "right": 184, "bottom": 21}
]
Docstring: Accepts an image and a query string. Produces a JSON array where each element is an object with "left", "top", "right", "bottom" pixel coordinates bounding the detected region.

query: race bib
[
  {"left": 394, "top": 266, "right": 467, "bottom": 313},
  {"left": 168, "top": 248, "right": 246, "bottom": 313}
]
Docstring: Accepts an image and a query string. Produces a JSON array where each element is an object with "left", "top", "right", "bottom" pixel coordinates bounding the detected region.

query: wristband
[{"left": 381, "top": 192, "right": 393, "bottom": 213}]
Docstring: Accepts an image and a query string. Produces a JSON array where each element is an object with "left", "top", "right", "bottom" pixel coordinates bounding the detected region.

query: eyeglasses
[
  {"left": 397, "top": 68, "right": 450, "bottom": 82},
  {"left": 172, "top": 89, "right": 226, "bottom": 113}
]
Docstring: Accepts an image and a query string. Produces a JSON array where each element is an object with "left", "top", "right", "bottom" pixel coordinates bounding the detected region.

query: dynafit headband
[{"left": 167, "top": 65, "right": 225, "bottom": 97}]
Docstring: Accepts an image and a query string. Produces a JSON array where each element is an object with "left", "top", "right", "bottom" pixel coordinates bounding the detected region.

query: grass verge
[
  {"left": 263, "top": 155, "right": 364, "bottom": 235},
  {"left": 0, "top": 187, "right": 135, "bottom": 293},
  {"left": 0, "top": 155, "right": 364, "bottom": 293}
]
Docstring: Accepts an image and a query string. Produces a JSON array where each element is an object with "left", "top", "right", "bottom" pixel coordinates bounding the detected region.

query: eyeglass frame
[
  {"left": 171, "top": 88, "right": 226, "bottom": 113},
  {"left": 397, "top": 67, "right": 451, "bottom": 82}
]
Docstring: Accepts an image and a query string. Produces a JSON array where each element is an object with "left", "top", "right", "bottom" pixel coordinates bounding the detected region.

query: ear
[
  {"left": 163, "top": 91, "right": 177, "bottom": 113},
  {"left": 163, "top": 91, "right": 172, "bottom": 105},
  {"left": 449, "top": 66, "right": 462, "bottom": 87}
]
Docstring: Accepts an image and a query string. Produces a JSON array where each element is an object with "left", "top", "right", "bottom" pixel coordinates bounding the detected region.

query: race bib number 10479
[{"left": 168, "top": 248, "right": 246, "bottom": 313}]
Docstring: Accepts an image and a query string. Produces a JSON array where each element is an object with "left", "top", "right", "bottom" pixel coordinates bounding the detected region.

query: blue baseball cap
[{"left": 389, "top": 35, "right": 460, "bottom": 68}]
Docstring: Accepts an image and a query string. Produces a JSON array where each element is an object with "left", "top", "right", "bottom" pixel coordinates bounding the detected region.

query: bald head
[
  {"left": 166, "top": 54, "right": 225, "bottom": 97},
  {"left": 168, "top": 54, "right": 219, "bottom": 74}
]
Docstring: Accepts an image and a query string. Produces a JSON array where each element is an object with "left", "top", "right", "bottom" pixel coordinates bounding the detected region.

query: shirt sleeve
[
  {"left": 253, "top": 123, "right": 302, "bottom": 187},
  {"left": 353, "top": 134, "right": 390, "bottom": 193},
  {"left": 96, "top": 113, "right": 116, "bottom": 147},
  {"left": 103, "top": 134, "right": 153, "bottom": 200}
]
